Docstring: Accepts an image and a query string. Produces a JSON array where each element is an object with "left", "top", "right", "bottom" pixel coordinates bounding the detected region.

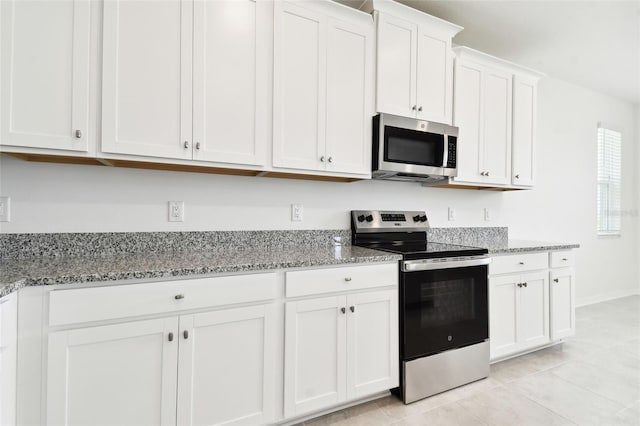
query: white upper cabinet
[
  {"left": 192, "top": 0, "right": 269, "bottom": 166},
  {"left": 512, "top": 75, "right": 539, "bottom": 186},
  {"left": 273, "top": 0, "right": 373, "bottom": 176},
  {"left": 1, "top": 0, "right": 91, "bottom": 153},
  {"left": 452, "top": 46, "right": 543, "bottom": 189},
  {"left": 102, "top": 0, "right": 269, "bottom": 167},
  {"left": 369, "top": 0, "right": 462, "bottom": 125},
  {"left": 101, "top": 0, "right": 192, "bottom": 160}
]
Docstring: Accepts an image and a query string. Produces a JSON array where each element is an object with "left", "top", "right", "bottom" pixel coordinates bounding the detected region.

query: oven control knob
[
  {"left": 365, "top": 215, "right": 374, "bottom": 222},
  {"left": 413, "top": 215, "right": 421, "bottom": 222},
  {"left": 357, "top": 215, "right": 365, "bottom": 222},
  {"left": 420, "top": 215, "right": 427, "bottom": 222}
]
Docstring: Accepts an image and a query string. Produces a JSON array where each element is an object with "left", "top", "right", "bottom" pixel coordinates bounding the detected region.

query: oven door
[{"left": 401, "top": 264, "right": 488, "bottom": 360}]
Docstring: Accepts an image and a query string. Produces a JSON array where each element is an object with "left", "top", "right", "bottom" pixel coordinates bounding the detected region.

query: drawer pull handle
[
  {"left": 174, "top": 294, "right": 185, "bottom": 300},
  {"left": 183, "top": 330, "right": 189, "bottom": 339},
  {"left": 350, "top": 306, "right": 355, "bottom": 313},
  {"left": 168, "top": 332, "right": 174, "bottom": 342},
  {"left": 340, "top": 307, "right": 346, "bottom": 314},
  {"left": 553, "top": 278, "right": 559, "bottom": 283},
  {"left": 518, "top": 262, "right": 525, "bottom": 265},
  {"left": 344, "top": 277, "right": 352, "bottom": 282},
  {"left": 562, "top": 258, "right": 568, "bottom": 261}
]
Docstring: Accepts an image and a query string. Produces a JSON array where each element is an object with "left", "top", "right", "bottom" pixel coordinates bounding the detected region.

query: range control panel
[{"left": 351, "top": 210, "right": 430, "bottom": 233}]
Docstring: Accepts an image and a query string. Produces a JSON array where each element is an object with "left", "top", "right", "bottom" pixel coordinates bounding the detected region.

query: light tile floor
[{"left": 303, "top": 295, "right": 640, "bottom": 426}]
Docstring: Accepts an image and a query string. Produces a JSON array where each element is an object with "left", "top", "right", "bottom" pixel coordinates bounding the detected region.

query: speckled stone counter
[
  {"left": 483, "top": 239, "right": 580, "bottom": 254},
  {"left": 0, "top": 245, "right": 400, "bottom": 298}
]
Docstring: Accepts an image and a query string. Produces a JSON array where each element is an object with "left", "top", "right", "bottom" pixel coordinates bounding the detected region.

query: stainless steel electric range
[{"left": 351, "top": 210, "right": 491, "bottom": 404}]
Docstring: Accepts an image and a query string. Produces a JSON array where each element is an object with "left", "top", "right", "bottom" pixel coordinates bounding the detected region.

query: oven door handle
[{"left": 402, "top": 256, "right": 491, "bottom": 272}]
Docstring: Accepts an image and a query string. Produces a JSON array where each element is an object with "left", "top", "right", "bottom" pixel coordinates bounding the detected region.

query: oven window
[
  {"left": 402, "top": 265, "right": 488, "bottom": 360},
  {"left": 384, "top": 126, "right": 444, "bottom": 167}
]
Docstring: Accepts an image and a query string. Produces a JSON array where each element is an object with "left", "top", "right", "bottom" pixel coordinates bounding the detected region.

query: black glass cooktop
[{"left": 359, "top": 241, "right": 488, "bottom": 260}]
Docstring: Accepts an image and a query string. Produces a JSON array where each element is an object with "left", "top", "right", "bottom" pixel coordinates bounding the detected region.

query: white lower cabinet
[
  {"left": 0, "top": 293, "right": 18, "bottom": 426},
  {"left": 490, "top": 271, "right": 549, "bottom": 360},
  {"left": 47, "top": 304, "right": 276, "bottom": 426},
  {"left": 284, "top": 289, "right": 398, "bottom": 418},
  {"left": 489, "top": 250, "right": 578, "bottom": 361}
]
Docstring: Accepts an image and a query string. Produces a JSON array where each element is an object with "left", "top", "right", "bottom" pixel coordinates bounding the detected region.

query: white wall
[{"left": 0, "top": 77, "right": 637, "bottom": 305}]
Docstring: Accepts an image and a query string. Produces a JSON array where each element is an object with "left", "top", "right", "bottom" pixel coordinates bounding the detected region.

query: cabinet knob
[
  {"left": 184, "top": 141, "right": 189, "bottom": 149},
  {"left": 328, "top": 156, "right": 333, "bottom": 163},
  {"left": 486, "top": 171, "right": 490, "bottom": 177},
  {"left": 523, "top": 282, "right": 528, "bottom": 288},
  {"left": 340, "top": 307, "right": 346, "bottom": 314},
  {"left": 350, "top": 306, "right": 355, "bottom": 313},
  {"left": 168, "top": 332, "right": 174, "bottom": 342},
  {"left": 418, "top": 106, "right": 423, "bottom": 112},
  {"left": 553, "top": 278, "right": 559, "bottom": 283},
  {"left": 195, "top": 142, "right": 201, "bottom": 150},
  {"left": 517, "top": 283, "right": 522, "bottom": 288},
  {"left": 344, "top": 277, "right": 352, "bottom": 282},
  {"left": 75, "top": 129, "right": 82, "bottom": 139},
  {"left": 320, "top": 156, "right": 325, "bottom": 162},
  {"left": 480, "top": 171, "right": 487, "bottom": 176},
  {"left": 412, "top": 105, "right": 417, "bottom": 111},
  {"left": 174, "top": 294, "right": 184, "bottom": 300},
  {"left": 515, "top": 174, "right": 520, "bottom": 179}
]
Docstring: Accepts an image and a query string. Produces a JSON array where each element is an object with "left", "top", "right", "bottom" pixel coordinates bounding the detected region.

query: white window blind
[{"left": 597, "top": 126, "right": 622, "bottom": 235}]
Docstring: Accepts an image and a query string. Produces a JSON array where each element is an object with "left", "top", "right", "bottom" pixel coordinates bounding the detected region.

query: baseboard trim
[{"left": 576, "top": 288, "right": 640, "bottom": 307}]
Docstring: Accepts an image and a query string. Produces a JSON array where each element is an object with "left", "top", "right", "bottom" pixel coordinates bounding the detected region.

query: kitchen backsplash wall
[{"left": 0, "top": 77, "right": 638, "bottom": 304}]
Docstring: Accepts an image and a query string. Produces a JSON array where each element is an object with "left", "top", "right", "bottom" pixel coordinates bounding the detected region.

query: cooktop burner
[{"left": 351, "top": 210, "right": 488, "bottom": 259}]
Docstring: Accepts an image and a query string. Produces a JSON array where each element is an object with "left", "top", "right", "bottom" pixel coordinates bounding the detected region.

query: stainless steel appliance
[
  {"left": 372, "top": 114, "right": 458, "bottom": 183},
  {"left": 351, "top": 210, "right": 490, "bottom": 404}
]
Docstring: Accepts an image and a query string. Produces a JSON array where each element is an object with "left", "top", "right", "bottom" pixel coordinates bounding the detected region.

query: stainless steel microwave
[{"left": 372, "top": 113, "right": 459, "bottom": 183}]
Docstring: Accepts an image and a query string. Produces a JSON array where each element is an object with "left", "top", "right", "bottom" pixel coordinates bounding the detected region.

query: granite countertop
[
  {"left": 483, "top": 240, "right": 580, "bottom": 254},
  {"left": 0, "top": 245, "right": 401, "bottom": 298}
]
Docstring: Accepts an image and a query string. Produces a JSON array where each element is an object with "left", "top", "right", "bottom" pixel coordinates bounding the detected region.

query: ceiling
[{"left": 337, "top": 0, "right": 640, "bottom": 105}]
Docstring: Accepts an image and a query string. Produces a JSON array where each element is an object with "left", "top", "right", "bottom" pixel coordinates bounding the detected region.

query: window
[{"left": 597, "top": 125, "right": 622, "bottom": 235}]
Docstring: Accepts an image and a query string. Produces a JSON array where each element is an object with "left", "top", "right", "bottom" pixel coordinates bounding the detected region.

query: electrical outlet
[
  {"left": 168, "top": 201, "right": 185, "bottom": 222},
  {"left": 0, "top": 196, "right": 10, "bottom": 222},
  {"left": 484, "top": 208, "right": 491, "bottom": 221},
  {"left": 291, "top": 203, "right": 303, "bottom": 222},
  {"left": 448, "top": 207, "right": 456, "bottom": 221}
]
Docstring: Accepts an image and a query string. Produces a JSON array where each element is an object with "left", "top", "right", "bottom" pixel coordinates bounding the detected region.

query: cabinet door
[
  {"left": 102, "top": 0, "right": 192, "bottom": 160},
  {"left": 416, "top": 27, "right": 453, "bottom": 124},
  {"left": 273, "top": 1, "right": 326, "bottom": 171},
  {"left": 284, "top": 296, "right": 346, "bottom": 417},
  {"left": 375, "top": 12, "right": 417, "bottom": 118},
  {"left": 177, "top": 305, "right": 276, "bottom": 426},
  {"left": 346, "top": 290, "right": 398, "bottom": 399},
  {"left": 489, "top": 275, "right": 519, "bottom": 360},
  {"left": 0, "top": 0, "right": 90, "bottom": 152},
  {"left": 482, "top": 67, "right": 512, "bottom": 185},
  {"left": 550, "top": 268, "right": 575, "bottom": 340},
  {"left": 324, "top": 17, "right": 372, "bottom": 175},
  {"left": 518, "top": 271, "right": 550, "bottom": 351},
  {"left": 453, "top": 59, "right": 483, "bottom": 182},
  {"left": 47, "top": 318, "right": 179, "bottom": 426},
  {"left": 192, "top": 0, "right": 269, "bottom": 166},
  {"left": 512, "top": 75, "right": 537, "bottom": 186},
  {"left": 0, "top": 294, "right": 17, "bottom": 426}
]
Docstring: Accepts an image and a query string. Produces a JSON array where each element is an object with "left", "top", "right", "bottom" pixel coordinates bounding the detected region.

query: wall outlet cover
[
  {"left": 0, "top": 196, "right": 10, "bottom": 222},
  {"left": 484, "top": 208, "right": 491, "bottom": 221},
  {"left": 448, "top": 207, "right": 456, "bottom": 221},
  {"left": 291, "top": 203, "right": 303, "bottom": 222},
  {"left": 168, "top": 201, "right": 185, "bottom": 222}
]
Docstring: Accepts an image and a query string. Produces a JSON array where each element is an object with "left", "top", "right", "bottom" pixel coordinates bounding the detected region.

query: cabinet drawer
[
  {"left": 49, "top": 273, "right": 277, "bottom": 326},
  {"left": 490, "top": 253, "right": 548, "bottom": 275},
  {"left": 550, "top": 250, "right": 575, "bottom": 268},
  {"left": 286, "top": 263, "right": 397, "bottom": 298}
]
